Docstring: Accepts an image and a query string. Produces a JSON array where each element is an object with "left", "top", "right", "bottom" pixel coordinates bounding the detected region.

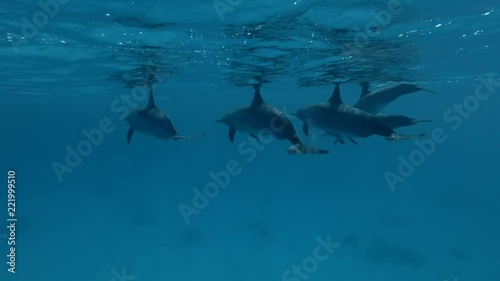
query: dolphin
[
  {"left": 354, "top": 83, "right": 438, "bottom": 114},
  {"left": 216, "top": 85, "right": 329, "bottom": 155},
  {"left": 293, "top": 83, "right": 425, "bottom": 145},
  {"left": 320, "top": 114, "right": 433, "bottom": 145},
  {"left": 124, "top": 87, "right": 205, "bottom": 143}
]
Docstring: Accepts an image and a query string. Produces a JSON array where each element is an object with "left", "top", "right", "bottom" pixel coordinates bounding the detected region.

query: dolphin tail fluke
[
  {"left": 173, "top": 133, "right": 206, "bottom": 140},
  {"left": 287, "top": 144, "right": 329, "bottom": 155},
  {"left": 386, "top": 133, "right": 425, "bottom": 141}
]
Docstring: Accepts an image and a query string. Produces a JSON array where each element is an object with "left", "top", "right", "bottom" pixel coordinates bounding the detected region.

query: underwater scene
[{"left": 1, "top": 0, "right": 499, "bottom": 280}]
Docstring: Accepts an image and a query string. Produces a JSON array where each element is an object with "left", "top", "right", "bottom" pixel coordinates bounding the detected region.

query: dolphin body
[
  {"left": 293, "top": 84, "right": 425, "bottom": 145},
  {"left": 216, "top": 86, "right": 329, "bottom": 155},
  {"left": 124, "top": 88, "right": 204, "bottom": 143},
  {"left": 354, "top": 82, "right": 438, "bottom": 114}
]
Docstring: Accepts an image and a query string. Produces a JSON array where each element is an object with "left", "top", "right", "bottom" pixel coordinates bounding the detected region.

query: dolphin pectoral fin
[
  {"left": 334, "top": 137, "right": 344, "bottom": 145},
  {"left": 302, "top": 123, "right": 309, "bottom": 136},
  {"left": 349, "top": 138, "right": 359, "bottom": 145},
  {"left": 386, "top": 133, "right": 425, "bottom": 141},
  {"left": 127, "top": 127, "right": 134, "bottom": 144},
  {"left": 229, "top": 127, "right": 236, "bottom": 143},
  {"left": 249, "top": 134, "right": 260, "bottom": 141}
]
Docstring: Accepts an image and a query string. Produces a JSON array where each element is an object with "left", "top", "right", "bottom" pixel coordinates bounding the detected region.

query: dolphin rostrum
[
  {"left": 216, "top": 85, "right": 329, "bottom": 155},
  {"left": 124, "top": 87, "right": 205, "bottom": 143},
  {"left": 376, "top": 114, "right": 434, "bottom": 130}
]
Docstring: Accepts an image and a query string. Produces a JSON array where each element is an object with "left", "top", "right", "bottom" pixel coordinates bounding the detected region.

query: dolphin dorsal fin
[
  {"left": 147, "top": 87, "right": 156, "bottom": 109},
  {"left": 328, "top": 83, "right": 343, "bottom": 105},
  {"left": 359, "top": 82, "right": 371, "bottom": 100},
  {"left": 250, "top": 86, "right": 265, "bottom": 108}
]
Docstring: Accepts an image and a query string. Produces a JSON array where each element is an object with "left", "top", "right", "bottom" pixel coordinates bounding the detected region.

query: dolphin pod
[
  {"left": 124, "top": 82, "right": 436, "bottom": 153},
  {"left": 216, "top": 84, "right": 329, "bottom": 155},
  {"left": 355, "top": 82, "right": 438, "bottom": 114},
  {"left": 293, "top": 83, "right": 426, "bottom": 145},
  {"left": 355, "top": 82, "right": 437, "bottom": 131}
]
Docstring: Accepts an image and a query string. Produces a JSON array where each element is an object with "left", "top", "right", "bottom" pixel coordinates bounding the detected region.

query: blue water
[{"left": 1, "top": 0, "right": 499, "bottom": 280}]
